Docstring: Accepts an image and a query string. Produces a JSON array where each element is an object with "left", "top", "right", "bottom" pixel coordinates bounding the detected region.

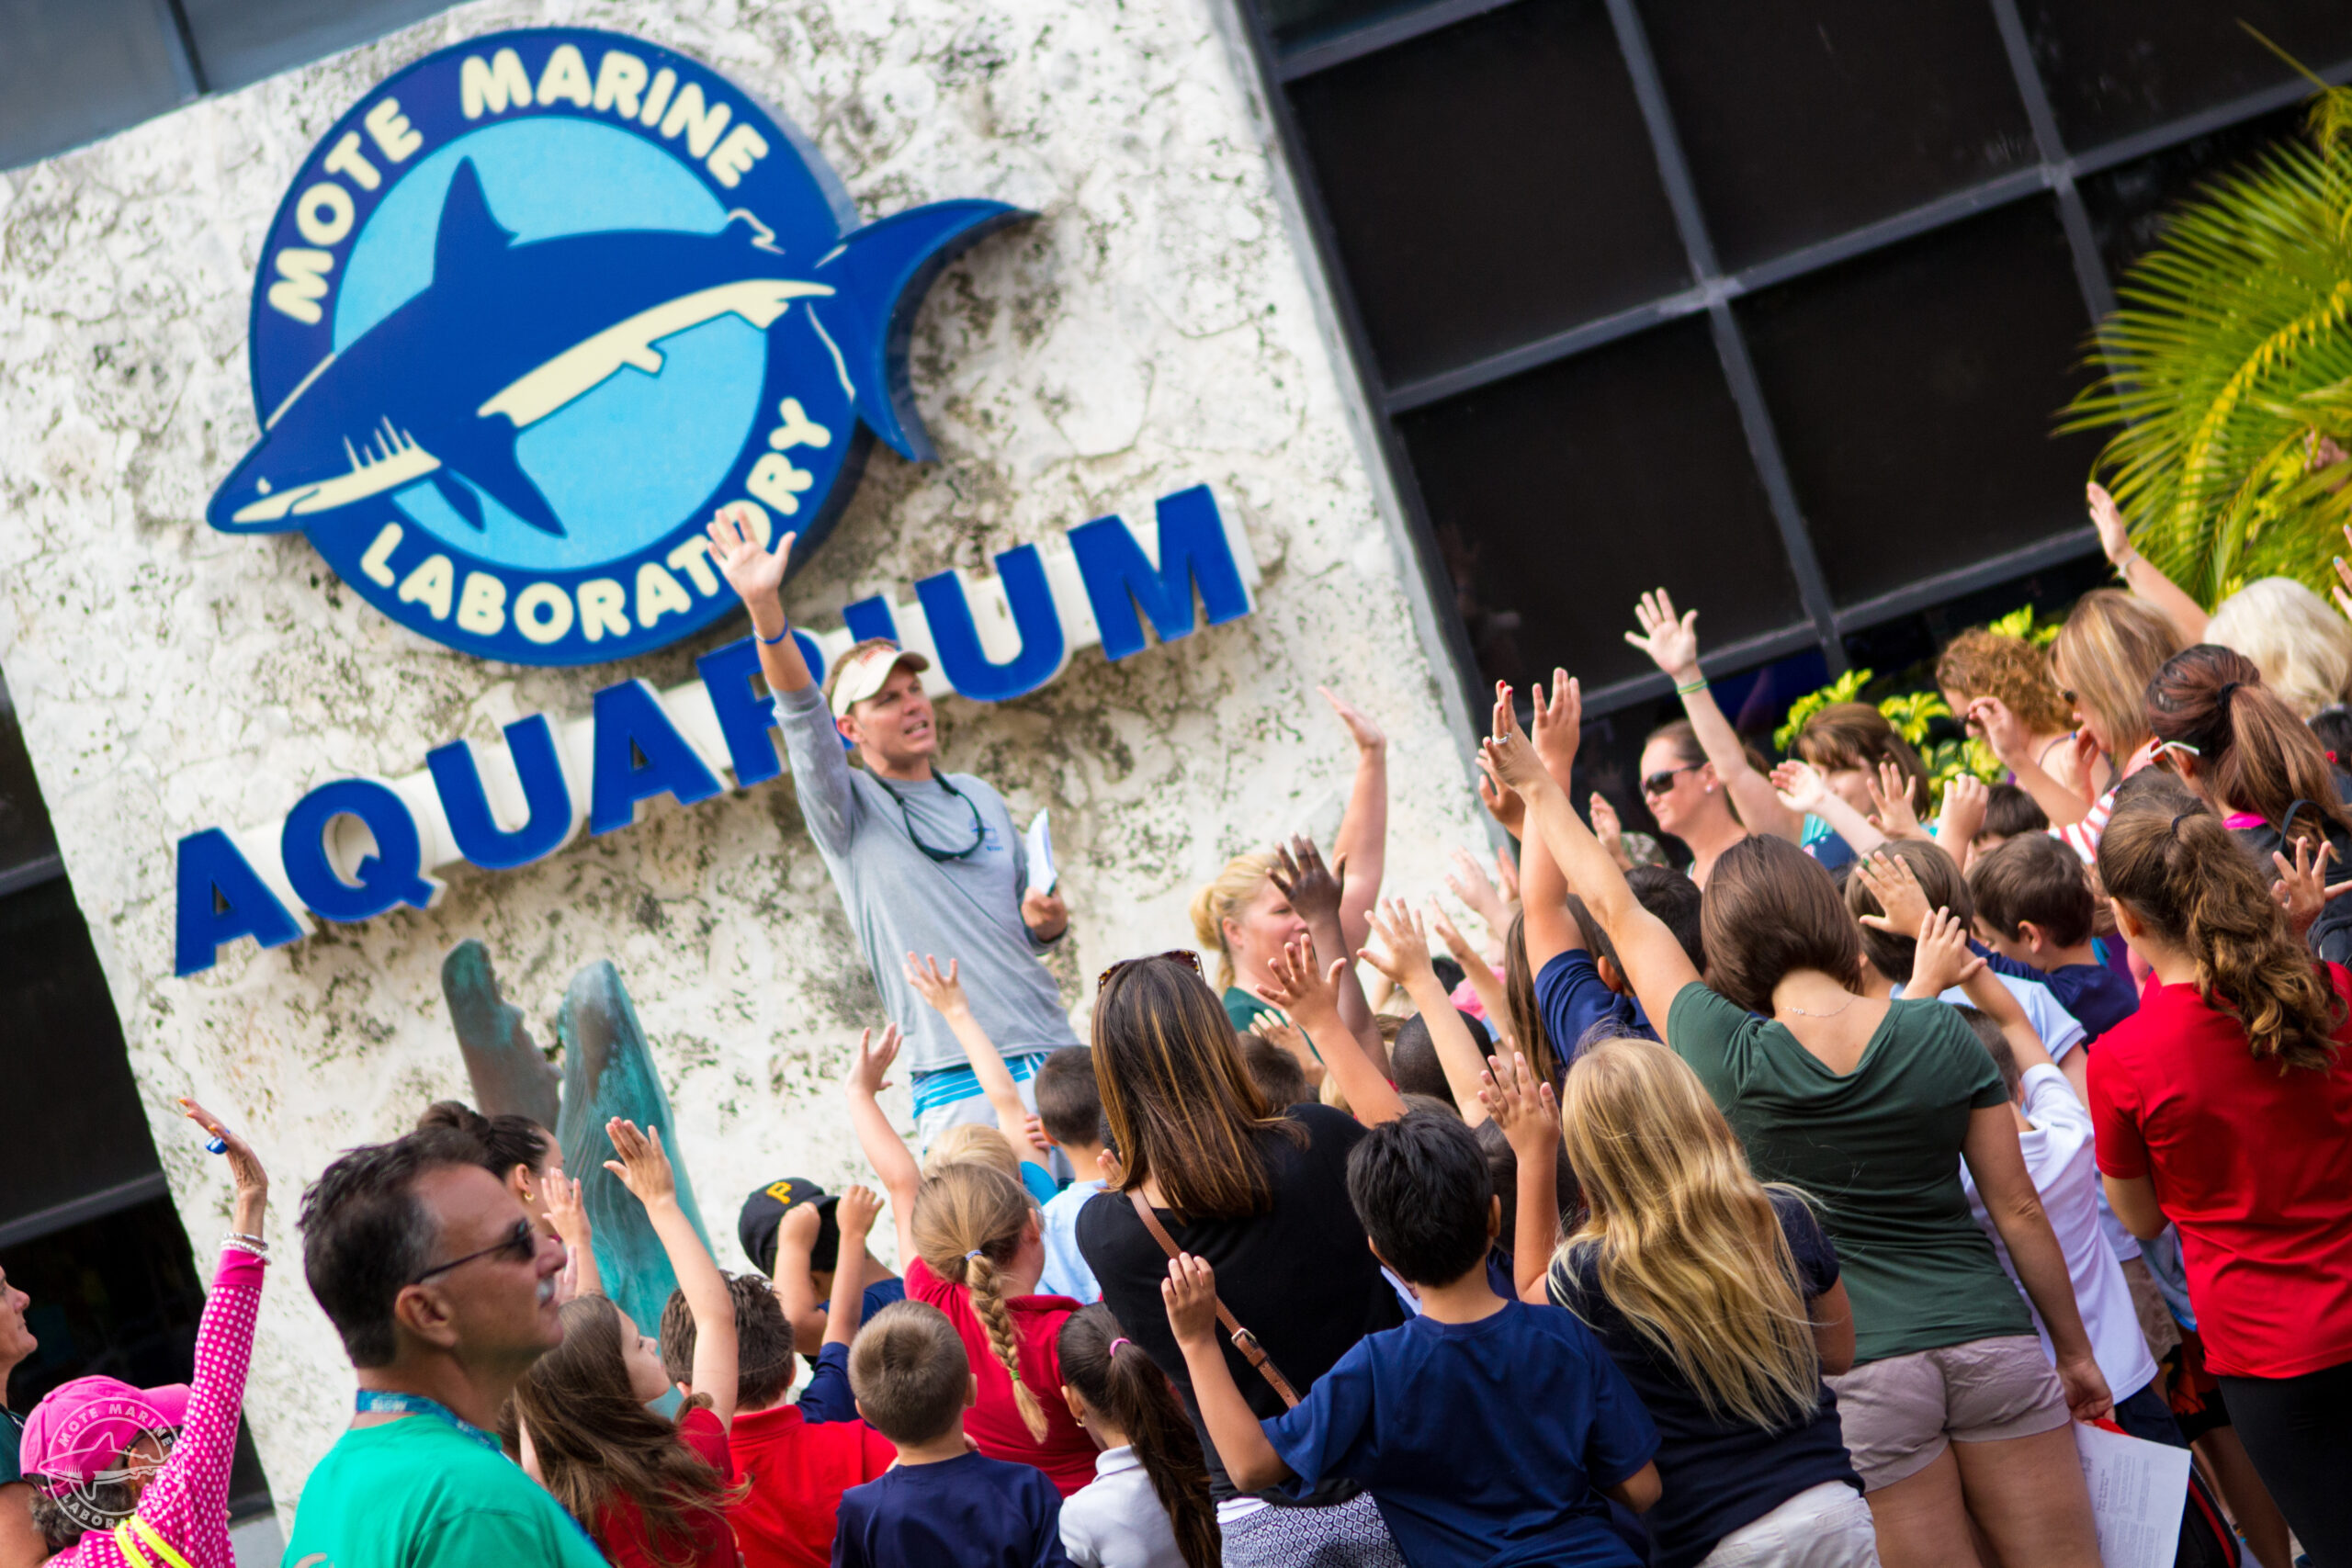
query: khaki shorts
[{"left": 1826, "top": 1335, "right": 2070, "bottom": 1491}]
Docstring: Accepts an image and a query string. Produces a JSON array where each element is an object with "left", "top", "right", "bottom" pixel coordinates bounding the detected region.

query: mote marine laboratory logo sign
[{"left": 208, "top": 28, "right": 1021, "bottom": 665}]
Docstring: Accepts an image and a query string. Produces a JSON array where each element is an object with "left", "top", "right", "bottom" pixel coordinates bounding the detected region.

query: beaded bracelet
[{"left": 221, "top": 1235, "right": 270, "bottom": 1259}]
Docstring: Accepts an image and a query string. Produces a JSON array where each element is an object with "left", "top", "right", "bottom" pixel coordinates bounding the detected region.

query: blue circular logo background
[{"left": 211, "top": 28, "right": 1018, "bottom": 665}]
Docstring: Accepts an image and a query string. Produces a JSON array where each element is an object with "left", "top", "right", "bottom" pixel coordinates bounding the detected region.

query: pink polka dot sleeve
[{"left": 56, "top": 1246, "right": 267, "bottom": 1568}]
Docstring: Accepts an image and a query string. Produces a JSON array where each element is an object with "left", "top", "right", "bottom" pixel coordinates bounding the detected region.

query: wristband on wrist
[
  {"left": 1674, "top": 678, "right": 1708, "bottom": 695},
  {"left": 756, "top": 619, "right": 793, "bottom": 646}
]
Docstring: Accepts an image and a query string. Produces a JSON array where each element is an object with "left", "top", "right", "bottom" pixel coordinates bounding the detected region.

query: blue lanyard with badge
[{"left": 355, "top": 1389, "right": 501, "bottom": 1452}]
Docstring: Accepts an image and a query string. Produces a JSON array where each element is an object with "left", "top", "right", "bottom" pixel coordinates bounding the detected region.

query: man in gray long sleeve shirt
[{"left": 707, "top": 507, "right": 1077, "bottom": 1140}]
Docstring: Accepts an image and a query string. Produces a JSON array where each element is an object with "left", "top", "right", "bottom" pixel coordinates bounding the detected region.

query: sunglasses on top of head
[{"left": 1096, "top": 949, "right": 1204, "bottom": 994}]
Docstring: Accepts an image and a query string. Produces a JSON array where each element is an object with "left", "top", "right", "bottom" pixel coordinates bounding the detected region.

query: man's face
[
  {"left": 0, "top": 1264, "right": 35, "bottom": 1371},
  {"left": 408, "top": 1165, "right": 567, "bottom": 1365},
  {"left": 839, "top": 663, "right": 937, "bottom": 770}
]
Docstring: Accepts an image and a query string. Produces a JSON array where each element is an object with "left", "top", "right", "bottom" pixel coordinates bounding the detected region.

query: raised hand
[
  {"left": 1477, "top": 769, "right": 1526, "bottom": 838},
  {"left": 541, "top": 1170, "right": 593, "bottom": 1252},
  {"left": 1938, "top": 773, "right": 1988, "bottom": 855},
  {"left": 2087, "top": 482, "right": 2135, "bottom": 568},
  {"left": 1770, "top": 759, "right": 1830, "bottom": 814},
  {"left": 1589, "top": 793, "right": 1633, "bottom": 871},
  {"left": 1477, "top": 1051, "right": 1560, "bottom": 1163},
  {"left": 1530, "top": 668, "right": 1582, "bottom": 781},
  {"left": 2270, "top": 838, "right": 2352, "bottom": 937},
  {"left": 835, "top": 1184, "right": 883, "bottom": 1247},
  {"left": 1477, "top": 682, "right": 1550, "bottom": 796},
  {"left": 1965, "top": 695, "right": 2030, "bottom": 763},
  {"left": 1907, "top": 908, "right": 1984, "bottom": 998},
  {"left": 1855, "top": 851, "right": 1933, "bottom": 938},
  {"left": 1493, "top": 846, "right": 1521, "bottom": 905},
  {"left": 1161, "top": 1253, "right": 1221, "bottom": 1347},
  {"left": 1427, "top": 903, "right": 1486, "bottom": 978},
  {"left": 705, "top": 504, "right": 793, "bottom": 605},
  {"left": 1445, "top": 850, "right": 1510, "bottom": 940},
  {"left": 1869, "top": 761, "right": 1924, "bottom": 838},
  {"left": 1319, "top": 687, "right": 1387, "bottom": 755},
  {"left": 1270, "top": 835, "right": 1347, "bottom": 928},
  {"left": 846, "top": 1023, "right": 902, "bottom": 1099},
  {"left": 603, "top": 1118, "right": 679, "bottom": 1207},
  {"left": 904, "top": 953, "right": 970, "bottom": 1018},
  {"left": 179, "top": 1098, "right": 267, "bottom": 1235},
  {"left": 1625, "top": 589, "right": 1702, "bottom": 681},
  {"left": 1359, "top": 898, "right": 1437, "bottom": 990},
  {"left": 1262, "top": 932, "right": 1346, "bottom": 1030}
]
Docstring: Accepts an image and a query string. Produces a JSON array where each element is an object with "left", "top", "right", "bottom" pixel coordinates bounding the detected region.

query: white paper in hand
[
  {"left": 2073, "top": 1422, "right": 2191, "bottom": 1568},
  {"left": 1024, "top": 811, "right": 1057, "bottom": 896}
]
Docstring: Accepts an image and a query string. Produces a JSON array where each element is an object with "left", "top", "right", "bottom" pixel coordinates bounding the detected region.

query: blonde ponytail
[
  {"left": 1189, "top": 853, "right": 1272, "bottom": 992},
  {"left": 910, "top": 1163, "right": 1050, "bottom": 1441}
]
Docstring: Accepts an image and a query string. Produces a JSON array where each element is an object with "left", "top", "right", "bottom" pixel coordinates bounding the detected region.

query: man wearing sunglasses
[
  {"left": 707, "top": 509, "right": 1078, "bottom": 1155},
  {"left": 284, "top": 1127, "right": 602, "bottom": 1568}
]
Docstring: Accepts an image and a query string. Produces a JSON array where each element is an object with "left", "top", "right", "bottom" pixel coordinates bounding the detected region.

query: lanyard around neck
[
  {"left": 875, "top": 772, "right": 986, "bottom": 862},
  {"left": 355, "top": 1389, "right": 501, "bottom": 1453}
]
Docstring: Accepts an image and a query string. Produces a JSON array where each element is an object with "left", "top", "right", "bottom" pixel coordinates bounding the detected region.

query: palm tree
[{"left": 2063, "top": 61, "right": 2352, "bottom": 608}]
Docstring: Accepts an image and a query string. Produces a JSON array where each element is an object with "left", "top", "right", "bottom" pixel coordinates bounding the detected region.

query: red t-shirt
[
  {"left": 904, "top": 1257, "right": 1098, "bottom": 1495},
  {"left": 2089, "top": 964, "right": 2352, "bottom": 1378},
  {"left": 594, "top": 1404, "right": 740, "bottom": 1568},
  {"left": 725, "top": 1401, "right": 897, "bottom": 1568}
]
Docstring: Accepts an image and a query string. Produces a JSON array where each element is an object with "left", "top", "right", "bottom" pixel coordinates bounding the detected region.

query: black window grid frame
[{"left": 1233, "top": 0, "right": 2352, "bottom": 726}]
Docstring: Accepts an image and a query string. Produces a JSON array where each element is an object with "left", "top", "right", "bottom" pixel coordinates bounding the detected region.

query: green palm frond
[
  {"left": 1773, "top": 670, "right": 1873, "bottom": 751},
  {"left": 1985, "top": 604, "right": 2061, "bottom": 646},
  {"left": 2061, "top": 80, "right": 2352, "bottom": 607}
]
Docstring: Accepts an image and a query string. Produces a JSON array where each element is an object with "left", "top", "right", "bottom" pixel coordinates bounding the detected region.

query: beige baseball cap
[{"left": 825, "top": 638, "right": 932, "bottom": 719}]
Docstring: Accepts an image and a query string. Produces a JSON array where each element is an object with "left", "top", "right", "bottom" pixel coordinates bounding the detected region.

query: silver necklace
[{"left": 1781, "top": 995, "right": 1857, "bottom": 1019}]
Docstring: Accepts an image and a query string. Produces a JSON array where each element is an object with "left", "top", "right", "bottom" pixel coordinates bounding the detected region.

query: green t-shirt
[
  {"left": 1665, "top": 982, "right": 2031, "bottom": 1365},
  {"left": 1224, "top": 986, "right": 1279, "bottom": 1035},
  {"left": 0, "top": 1405, "right": 22, "bottom": 1486},
  {"left": 283, "top": 1414, "right": 606, "bottom": 1568}
]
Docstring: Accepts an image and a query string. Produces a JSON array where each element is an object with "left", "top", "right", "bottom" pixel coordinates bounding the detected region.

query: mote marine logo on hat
[{"left": 208, "top": 28, "right": 1023, "bottom": 665}]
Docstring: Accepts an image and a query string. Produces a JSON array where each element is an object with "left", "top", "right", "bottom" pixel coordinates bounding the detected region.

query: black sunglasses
[
  {"left": 1640, "top": 763, "right": 1699, "bottom": 797},
  {"left": 1096, "top": 949, "right": 1204, "bottom": 994},
  {"left": 411, "top": 1217, "right": 539, "bottom": 1285}
]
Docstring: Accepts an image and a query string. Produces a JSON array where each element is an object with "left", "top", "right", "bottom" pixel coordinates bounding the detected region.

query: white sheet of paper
[
  {"left": 2074, "top": 1422, "right": 2191, "bottom": 1568},
  {"left": 1024, "top": 810, "right": 1057, "bottom": 895}
]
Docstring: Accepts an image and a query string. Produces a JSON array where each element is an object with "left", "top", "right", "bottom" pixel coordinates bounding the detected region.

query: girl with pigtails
[
  {"left": 844, "top": 1025, "right": 1100, "bottom": 1495},
  {"left": 2089, "top": 779, "right": 2352, "bottom": 1564},
  {"left": 1056, "top": 1304, "right": 1218, "bottom": 1568}
]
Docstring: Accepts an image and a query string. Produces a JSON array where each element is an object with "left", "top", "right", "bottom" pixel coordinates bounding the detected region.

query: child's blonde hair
[
  {"left": 922, "top": 1122, "right": 1023, "bottom": 1184},
  {"left": 910, "top": 1163, "right": 1049, "bottom": 1439}
]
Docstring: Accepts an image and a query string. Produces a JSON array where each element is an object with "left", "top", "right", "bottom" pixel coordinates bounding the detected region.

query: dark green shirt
[
  {"left": 1666, "top": 982, "right": 2031, "bottom": 1364},
  {"left": 1224, "top": 986, "right": 1279, "bottom": 1035},
  {"left": 0, "top": 1405, "right": 22, "bottom": 1487}
]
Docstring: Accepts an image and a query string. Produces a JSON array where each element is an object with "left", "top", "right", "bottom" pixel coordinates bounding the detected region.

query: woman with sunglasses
[
  {"left": 507, "top": 1118, "right": 743, "bottom": 1568},
  {"left": 1624, "top": 589, "right": 1800, "bottom": 886},
  {"left": 1077, "top": 949, "right": 1412, "bottom": 1567}
]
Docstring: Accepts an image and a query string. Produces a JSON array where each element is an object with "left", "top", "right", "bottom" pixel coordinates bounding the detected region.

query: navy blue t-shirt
[
  {"left": 831, "top": 1450, "right": 1068, "bottom": 1568},
  {"left": 1263, "top": 1300, "right": 1657, "bottom": 1567},
  {"left": 1975, "top": 947, "right": 2140, "bottom": 1042},
  {"left": 1535, "top": 951, "right": 1657, "bottom": 1066},
  {"left": 1548, "top": 1192, "right": 1860, "bottom": 1568}
]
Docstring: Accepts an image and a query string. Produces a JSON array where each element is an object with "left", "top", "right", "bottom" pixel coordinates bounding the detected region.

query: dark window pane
[
  {"left": 2078, "top": 104, "right": 2304, "bottom": 279},
  {"left": 181, "top": 0, "right": 454, "bottom": 95},
  {"left": 0, "top": 671, "right": 60, "bottom": 881},
  {"left": 2026, "top": 0, "right": 2352, "bottom": 151},
  {"left": 0, "top": 879, "right": 161, "bottom": 1228},
  {"left": 1397, "top": 317, "right": 1805, "bottom": 694},
  {"left": 0, "top": 0, "right": 187, "bottom": 170},
  {"left": 1288, "top": 0, "right": 1690, "bottom": 386},
  {"left": 1736, "top": 197, "right": 2102, "bottom": 610},
  {"left": 1640, "top": 0, "right": 2036, "bottom": 271},
  {"left": 1254, "top": 0, "right": 1428, "bottom": 52}
]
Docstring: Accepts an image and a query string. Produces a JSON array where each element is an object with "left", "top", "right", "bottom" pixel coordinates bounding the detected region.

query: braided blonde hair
[{"left": 910, "top": 1162, "right": 1048, "bottom": 1439}]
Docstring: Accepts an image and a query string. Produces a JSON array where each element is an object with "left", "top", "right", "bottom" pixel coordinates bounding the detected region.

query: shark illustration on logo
[{"left": 210, "top": 28, "right": 1025, "bottom": 666}]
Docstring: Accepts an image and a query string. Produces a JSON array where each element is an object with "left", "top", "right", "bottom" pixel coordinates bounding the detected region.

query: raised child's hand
[
  {"left": 835, "top": 1184, "right": 882, "bottom": 1246},
  {"left": 603, "top": 1119, "right": 678, "bottom": 1207},
  {"left": 1271, "top": 836, "right": 1347, "bottom": 928},
  {"left": 1589, "top": 793, "right": 1633, "bottom": 871},
  {"left": 1427, "top": 903, "right": 1484, "bottom": 976},
  {"left": 2270, "top": 838, "right": 2352, "bottom": 937},
  {"left": 1359, "top": 898, "right": 1436, "bottom": 989},
  {"left": 1262, "top": 933, "right": 1345, "bottom": 1030},
  {"left": 1938, "top": 774, "right": 1988, "bottom": 856},
  {"left": 1770, "top": 760, "right": 1829, "bottom": 814},
  {"left": 1445, "top": 850, "right": 1510, "bottom": 938},
  {"left": 541, "top": 1169, "right": 594, "bottom": 1252},
  {"left": 846, "top": 1023, "right": 902, "bottom": 1100},
  {"left": 1161, "top": 1253, "right": 1221, "bottom": 1348},
  {"left": 1855, "top": 852, "right": 1932, "bottom": 938},
  {"left": 1907, "top": 908, "right": 1984, "bottom": 999},
  {"left": 1477, "top": 1051, "right": 1560, "bottom": 1162},
  {"left": 1869, "top": 761, "right": 1924, "bottom": 838},
  {"left": 903, "top": 953, "right": 969, "bottom": 1017}
]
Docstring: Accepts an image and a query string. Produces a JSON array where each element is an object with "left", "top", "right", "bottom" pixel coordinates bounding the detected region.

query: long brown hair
[
  {"left": 508, "top": 1296, "right": 740, "bottom": 1568},
  {"left": 2053, "top": 589, "right": 2180, "bottom": 759},
  {"left": 1699, "top": 836, "right": 1863, "bottom": 1013},
  {"left": 2098, "top": 785, "right": 2346, "bottom": 1071},
  {"left": 910, "top": 1163, "right": 1050, "bottom": 1440},
  {"left": 1502, "top": 910, "right": 1561, "bottom": 1086},
  {"left": 1092, "top": 956, "right": 1298, "bottom": 1219},
  {"left": 2145, "top": 645, "right": 2352, "bottom": 850},
  {"left": 1057, "top": 1306, "right": 1218, "bottom": 1568},
  {"left": 1558, "top": 1041, "right": 1822, "bottom": 1430},
  {"left": 1792, "top": 703, "right": 1928, "bottom": 804}
]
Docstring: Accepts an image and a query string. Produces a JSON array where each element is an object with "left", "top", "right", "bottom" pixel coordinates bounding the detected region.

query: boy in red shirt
[{"left": 662, "top": 1188, "right": 896, "bottom": 1568}]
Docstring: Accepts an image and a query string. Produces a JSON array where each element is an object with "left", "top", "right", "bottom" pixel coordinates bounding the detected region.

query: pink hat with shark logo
[{"left": 18, "top": 1375, "right": 189, "bottom": 1495}]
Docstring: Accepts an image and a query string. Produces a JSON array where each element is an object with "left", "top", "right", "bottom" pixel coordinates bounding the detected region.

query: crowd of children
[{"left": 11, "top": 501, "right": 2352, "bottom": 1568}]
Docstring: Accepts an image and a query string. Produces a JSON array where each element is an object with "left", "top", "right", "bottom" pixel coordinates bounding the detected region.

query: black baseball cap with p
[{"left": 740, "top": 1178, "right": 844, "bottom": 1275}]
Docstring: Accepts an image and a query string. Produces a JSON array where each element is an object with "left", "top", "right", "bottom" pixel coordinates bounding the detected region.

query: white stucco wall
[{"left": 0, "top": 0, "right": 1486, "bottom": 1507}]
